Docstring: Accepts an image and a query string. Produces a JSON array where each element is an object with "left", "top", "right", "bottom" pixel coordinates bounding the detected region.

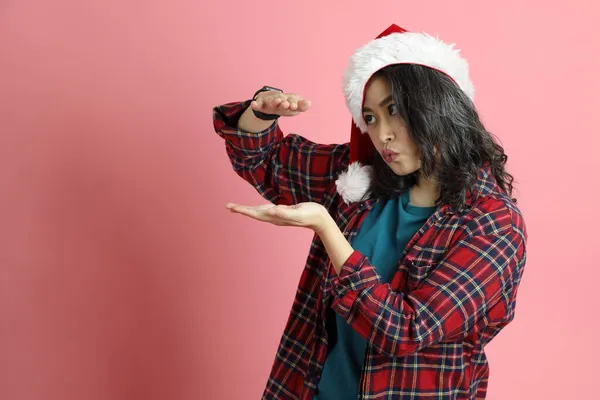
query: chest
[{"left": 330, "top": 200, "right": 464, "bottom": 293}]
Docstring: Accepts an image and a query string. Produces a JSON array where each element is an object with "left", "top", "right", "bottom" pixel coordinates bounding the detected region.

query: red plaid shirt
[{"left": 213, "top": 100, "right": 527, "bottom": 400}]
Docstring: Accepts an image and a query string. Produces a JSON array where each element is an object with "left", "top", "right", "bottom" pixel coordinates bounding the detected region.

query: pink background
[{"left": 1, "top": 1, "right": 598, "bottom": 399}]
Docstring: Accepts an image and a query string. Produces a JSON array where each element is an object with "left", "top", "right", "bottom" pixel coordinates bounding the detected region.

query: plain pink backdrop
[{"left": 1, "top": 1, "right": 599, "bottom": 399}]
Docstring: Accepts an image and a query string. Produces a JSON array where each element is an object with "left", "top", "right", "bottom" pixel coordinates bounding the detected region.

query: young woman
[{"left": 213, "top": 24, "right": 527, "bottom": 400}]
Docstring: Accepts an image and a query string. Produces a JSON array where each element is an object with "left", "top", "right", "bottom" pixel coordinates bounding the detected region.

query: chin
[{"left": 389, "top": 164, "right": 420, "bottom": 177}]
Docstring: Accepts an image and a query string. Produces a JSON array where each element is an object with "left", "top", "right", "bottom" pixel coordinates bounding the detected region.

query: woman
[{"left": 213, "top": 24, "right": 527, "bottom": 400}]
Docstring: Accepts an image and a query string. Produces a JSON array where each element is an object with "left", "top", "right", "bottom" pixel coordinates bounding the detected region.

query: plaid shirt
[{"left": 213, "top": 100, "right": 527, "bottom": 400}]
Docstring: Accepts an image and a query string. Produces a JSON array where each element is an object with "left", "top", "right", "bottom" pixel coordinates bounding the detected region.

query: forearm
[
  {"left": 316, "top": 214, "right": 355, "bottom": 275},
  {"left": 237, "top": 104, "right": 276, "bottom": 133},
  {"left": 326, "top": 229, "right": 523, "bottom": 358}
]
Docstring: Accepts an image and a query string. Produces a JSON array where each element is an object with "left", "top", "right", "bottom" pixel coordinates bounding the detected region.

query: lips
[{"left": 381, "top": 149, "right": 398, "bottom": 163}]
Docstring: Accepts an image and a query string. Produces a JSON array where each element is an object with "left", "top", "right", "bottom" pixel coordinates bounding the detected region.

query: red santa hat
[{"left": 335, "top": 24, "right": 475, "bottom": 204}]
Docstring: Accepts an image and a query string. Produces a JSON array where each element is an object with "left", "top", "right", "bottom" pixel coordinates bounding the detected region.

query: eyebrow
[{"left": 362, "top": 95, "right": 394, "bottom": 112}]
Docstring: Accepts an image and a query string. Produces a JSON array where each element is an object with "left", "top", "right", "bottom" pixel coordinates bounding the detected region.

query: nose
[{"left": 377, "top": 121, "right": 395, "bottom": 144}]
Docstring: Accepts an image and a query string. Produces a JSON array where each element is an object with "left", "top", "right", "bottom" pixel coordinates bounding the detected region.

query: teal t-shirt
[{"left": 314, "top": 189, "right": 436, "bottom": 400}]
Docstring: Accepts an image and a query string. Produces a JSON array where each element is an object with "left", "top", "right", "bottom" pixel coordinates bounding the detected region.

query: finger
[
  {"left": 255, "top": 94, "right": 282, "bottom": 110},
  {"left": 253, "top": 204, "right": 277, "bottom": 211},
  {"left": 272, "top": 97, "right": 283, "bottom": 107},
  {"left": 268, "top": 205, "right": 294, "bottom": 219},
  {"left": 253, "top": 94, "right": 306, "bottom": 116},
  {"left": 229, "top": 206, "right": 270, "bottom": 221},
  {"left": 281, "top": 110, "right": 300, "bottom": 117},
  {"left": 226, "top": 203, "right": 277, "bottom": 221},
  {"left": 226, "top": 203, "right": 274, "bottom": 212},
  {"left": 278, "top": 99, "right": 290, "bottom": 109},
  {"left": 226, "top": 202, "right": 252, "bottom": 213},
  {"left": 264, "top": 95, "right": 279, "bottom": 109},
  {"left": 280, "top": 94, "right": 295, "bottom": 111},
  {"left": 297, "top": 99, "right": 311, "bottom": 112}
]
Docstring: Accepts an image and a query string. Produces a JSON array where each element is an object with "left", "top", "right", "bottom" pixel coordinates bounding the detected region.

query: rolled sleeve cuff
[
  {"left": 330, "top": 250, "right": 381, "bottom": 319},
  {"left": 213, "top": 100, "right": 281, "bottom": 155}
]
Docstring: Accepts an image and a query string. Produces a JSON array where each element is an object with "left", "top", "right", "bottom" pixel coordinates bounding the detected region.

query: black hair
[{"left": 368, "top": 64, "right": 516, "bottom": 211}]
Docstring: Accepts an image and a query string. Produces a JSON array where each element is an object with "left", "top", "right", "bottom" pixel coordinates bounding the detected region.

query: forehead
[{"left": 363, "top": 75, "right": 392, "bottom": 106}]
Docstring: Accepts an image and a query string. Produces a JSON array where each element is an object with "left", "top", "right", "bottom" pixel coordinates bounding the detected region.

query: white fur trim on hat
[
  {"left": 335, "top": 162, "right": 373, "bottom": 204},
  {"left": 343, "top": 31, "right": 475, "bottom": 134}
]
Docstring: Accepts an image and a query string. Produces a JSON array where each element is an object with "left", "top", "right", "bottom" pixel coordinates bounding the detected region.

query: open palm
[{"left": 226, "top": 201, "right": 328, "bottom": 232}]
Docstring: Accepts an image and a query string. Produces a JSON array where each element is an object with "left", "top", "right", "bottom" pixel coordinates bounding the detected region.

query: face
[{"left": 362, "top": 75, "right": 421, "bottom": 176}]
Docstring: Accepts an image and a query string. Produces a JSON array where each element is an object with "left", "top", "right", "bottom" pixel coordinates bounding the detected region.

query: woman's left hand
[{"left": 226, "top": 201, "right": 331, "bottom": 233}]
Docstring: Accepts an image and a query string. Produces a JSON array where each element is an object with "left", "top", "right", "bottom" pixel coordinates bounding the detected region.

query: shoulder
[{"left": 460, "top": 190, "right": 527, "bottom": 244}]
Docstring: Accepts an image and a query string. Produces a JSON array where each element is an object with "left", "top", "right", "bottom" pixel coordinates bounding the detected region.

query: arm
[
  {"left": 213, "top": 99, "right": 349, "bottom": 206},
  {"left": 236, "top": 100, "right": 279, "bottom": 133},
  {"left": 316, "top": 214, "right": 526, "bottom": 358}
]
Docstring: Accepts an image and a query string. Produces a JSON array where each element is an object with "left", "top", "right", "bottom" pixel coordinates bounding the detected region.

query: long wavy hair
[{"left": 368, "top": 64, "right": 516, "bottom": 211}]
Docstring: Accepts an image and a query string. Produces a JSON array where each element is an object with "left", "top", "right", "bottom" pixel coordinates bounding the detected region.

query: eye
[
  {"left": 364, "top": 114, "right": 376, "bottom": 125},
  {"left": 388, "top": 104, "right": 398, "bottom": 115}
]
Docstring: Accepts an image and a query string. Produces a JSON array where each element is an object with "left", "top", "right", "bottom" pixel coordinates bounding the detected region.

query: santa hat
[{"left": 335, "top": 24, "right": 475, "bottom": 204}]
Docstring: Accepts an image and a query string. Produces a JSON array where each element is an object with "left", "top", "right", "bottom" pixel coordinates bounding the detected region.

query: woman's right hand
[{"left": 251, "top": 91, "right": 311, "bottom": 117}]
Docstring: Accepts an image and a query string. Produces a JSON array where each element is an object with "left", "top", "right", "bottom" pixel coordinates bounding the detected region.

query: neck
[{"left": 409, "top": 173, "right": 440, "bottom": 207}]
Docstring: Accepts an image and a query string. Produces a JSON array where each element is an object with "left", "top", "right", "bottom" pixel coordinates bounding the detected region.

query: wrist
[
  {"left": 314, "top": 211, "right": 354, "bottom": 274},
  {"left": 252, "top": 86, "right": 283, "bottom": 121},
  {"left": 314, "top": 209, "right": 337, "bottom": 237},
  {"left": 253, "top": 86, "right": 282, "bottom": 100},
  {"left": 238, "top": 105, "right": 276, "bottom": 133}
]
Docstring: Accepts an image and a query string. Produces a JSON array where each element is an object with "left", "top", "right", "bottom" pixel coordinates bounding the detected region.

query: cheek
[
  {"left": 396, "top": 129, "right": 419, "bottom": 155},
  {"left": 366, "top": 131, "right": 382, "bottom": 151},
  {"left": 409, "top": 140, "right": 421, "bottom": 156}
]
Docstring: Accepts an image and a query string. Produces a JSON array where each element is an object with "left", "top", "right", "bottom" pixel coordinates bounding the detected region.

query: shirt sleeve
[
  {"left": 329, "top": 226, "right": 526, "bottom": 357},
  {"left": 213, "top": 100, "right": 349, "bottom": 206}
]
